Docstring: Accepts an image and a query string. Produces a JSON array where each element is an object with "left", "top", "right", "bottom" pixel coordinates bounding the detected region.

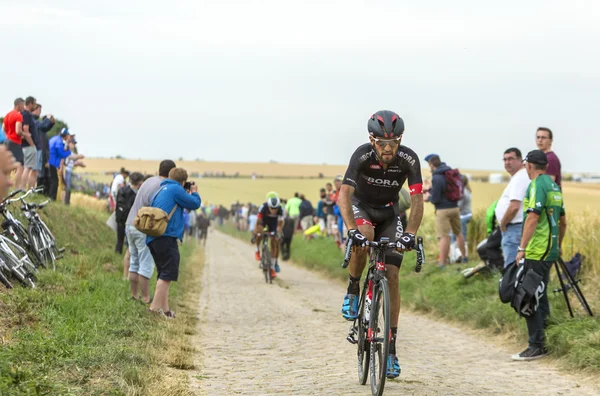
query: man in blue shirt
[
  {"left": 147, "top": 168, "right": 201, "bottom": 318},
  {"left": 48, "top": 128, "right": 72, "bottom": 201}
]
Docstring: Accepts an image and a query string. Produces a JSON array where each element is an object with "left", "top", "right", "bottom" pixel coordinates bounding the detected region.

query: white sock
[{"left": 255, "top": 246, "right": 259, "bottom": 252}]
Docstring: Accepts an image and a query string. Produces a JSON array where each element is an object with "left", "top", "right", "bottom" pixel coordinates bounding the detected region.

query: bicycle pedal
[{"left": 58, "top": 248, "right": 65, "bottom": 253}]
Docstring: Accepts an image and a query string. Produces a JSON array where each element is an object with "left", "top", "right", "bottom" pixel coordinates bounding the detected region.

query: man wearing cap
[
  {"left": 495, "top": 148, "right": 531, "bottom": 268},
  {"left": 48, "top": 128, "right": 73, "bottom": 201},
  {"left": 424, "top": 153, "right": 467, "bottom": 267},
  {"left": 512, "top": 149, "right": 566, "bottom": 361}
]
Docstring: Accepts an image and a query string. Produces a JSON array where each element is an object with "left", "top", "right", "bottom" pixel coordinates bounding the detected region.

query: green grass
[
  {"left": 0, "top": 202, "right": 202, "bottom": 395},
  {"left": 219, "top": 220, "right": 600, "bottom": 373}
]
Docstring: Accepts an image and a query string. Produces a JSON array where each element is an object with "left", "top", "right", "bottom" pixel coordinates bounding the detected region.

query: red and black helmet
[{"left": 367, "top": 110, "right": 405, "bottom": 138}]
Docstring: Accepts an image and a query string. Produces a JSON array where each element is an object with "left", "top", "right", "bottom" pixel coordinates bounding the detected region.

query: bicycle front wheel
[
  {"left": 357, "top": 281, "right": 370, "bottom": 385},
  {"left": 262, "top": 245, "right": 272, "bottom": 284},
  {"left": 370, "top": 279, "right": 390, "bottom": 396}
]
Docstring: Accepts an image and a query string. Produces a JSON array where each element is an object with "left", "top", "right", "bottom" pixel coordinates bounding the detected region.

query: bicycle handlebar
[{"left": 342, "top": 236, "right": 425, "bottom": 273}]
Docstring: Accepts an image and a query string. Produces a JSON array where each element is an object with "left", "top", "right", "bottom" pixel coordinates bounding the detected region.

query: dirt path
[{"left": 189, "top": 231, "right": 599, "bottom": 395}]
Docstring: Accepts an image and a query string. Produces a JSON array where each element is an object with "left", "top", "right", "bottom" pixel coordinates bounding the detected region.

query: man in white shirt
[
  {"left": 495, "top": 148, "right": 530, "bottom": 268},
  {"left": 110, "top": 167, "right": 129, "bottom": 211}
]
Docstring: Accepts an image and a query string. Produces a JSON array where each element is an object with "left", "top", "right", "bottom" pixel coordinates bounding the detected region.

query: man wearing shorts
[
  {"left": 338, "top": 110, "right": 424, "bottom": 378},
  {"left": 3, "top": 98, "right": 27, "bottom": 185},
  {"left": 20, "top": 97, "right": 39, "bottom": 190},
  {"left": 126, "top": 160, "right": 177, "bottom": 304},
  {"left": 424, "top": 154, "right": 467, "bottom": 266}
]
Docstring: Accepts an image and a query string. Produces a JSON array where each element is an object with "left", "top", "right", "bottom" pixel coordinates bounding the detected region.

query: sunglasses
[{"left": 372, "top": 137, "right": 401, "bottom": 147}]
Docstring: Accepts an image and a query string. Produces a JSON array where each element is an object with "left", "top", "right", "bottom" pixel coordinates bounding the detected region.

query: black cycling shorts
[
  {"left": 352, "top": 197, "right": 404, "bottom": 268},
  {"left": 261, "top": 218, "right": 278, "bottom": 233}
]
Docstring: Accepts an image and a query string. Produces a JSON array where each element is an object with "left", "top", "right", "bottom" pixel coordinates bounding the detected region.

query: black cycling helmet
[{"left": 367, "top": 110, "right": 405, "bottom": 138}]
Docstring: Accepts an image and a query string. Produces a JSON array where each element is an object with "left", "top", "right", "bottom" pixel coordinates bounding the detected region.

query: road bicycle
[
  {"left": 18, "top": 190, "right": 65, "bottom": 271},
  {"left": 259, "top": 231, "right": 278, "bottom": 284},
  {"left": 342, "top": 235, "right": 424, "bottom": 396}
]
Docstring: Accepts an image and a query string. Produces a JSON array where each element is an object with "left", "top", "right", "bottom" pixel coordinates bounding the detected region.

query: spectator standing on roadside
[
  {"left": 47, "top": 128, "right": 73, "bottom": 201},
  {"left": 424, "top": 154, "right": 467, "bottom": 267},
  {"left": 147, "top": 168, "right": 201, "bottom": 318},
  {"left": 535, "top": 127, "right": 562, "bottom": 189},
  {"left": 20, "top": 96, "right": 39, "bottom": 190},
  {"left": 324, "top": 182, "right": 336, "bottom": 236},
  {"left": 32, "top": 104, "right": 55, "bottom": 192},
  {"left": 285, "top": 192, "right": 302, "bottom": 232},
  {"left": 63, "top": 137, "right": 86, "bottom": 205},
  {"left": 452, "top": 175, "right": 472, "bottom": 246},
  {"left": 495, "top": 148, "right": 530, "bottom": 268},
  {"left": 299, "top": 194, "right": 314, "bottom": 233},
  {"left": 512, "top": 149, "right": 566, "bottom": 361},
  {"left": 110, "top": 168, "right": 129, "bottom": 211},
  {"left": 116, "top": 172, "right": 144, "bottom": 255},
  {"left": 3, "top": 98, "right": 26, "bottom": 186},
  {"left": 126, "top": 160, "right": 176, "bottom": 305},
  {"left": 281, "top": 213, "right": 295, "bottom": 260},
  {"left": 196, "top": 211, "right": 210, "bottom": 246}
]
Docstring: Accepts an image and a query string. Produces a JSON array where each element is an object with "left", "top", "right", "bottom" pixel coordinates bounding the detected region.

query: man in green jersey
[{"left": 513, "top": 149, "right": 567, "bottom": 361}]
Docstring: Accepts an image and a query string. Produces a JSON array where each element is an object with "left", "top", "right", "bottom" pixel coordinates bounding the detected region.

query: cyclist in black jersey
[
  {"left": 338, "top": 110, "right": 425, "bottom": 379},
  {"left": 253, "top": 196, "right": 284, "bottom": 279}
]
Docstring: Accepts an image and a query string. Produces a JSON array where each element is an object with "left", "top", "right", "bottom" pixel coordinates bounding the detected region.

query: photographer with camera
[{"left": 146, "top": 167, "right": 200, "bottom": 318}]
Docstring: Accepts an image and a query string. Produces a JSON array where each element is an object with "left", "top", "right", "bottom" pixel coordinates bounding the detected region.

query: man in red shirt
[
  {"left": 535, "top": 127, "right": 562, "bottom": 189},
  {"left": 3, "top": 98, "right": 27, "bottom": 186}
]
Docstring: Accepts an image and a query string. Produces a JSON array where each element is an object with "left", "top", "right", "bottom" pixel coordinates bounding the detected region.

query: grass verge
[
  {"left": 219, "top": 221, "right": 600, "bottom": 373},
  {"left": 0, "top": 202, "right": 204, "bottom": 395}
]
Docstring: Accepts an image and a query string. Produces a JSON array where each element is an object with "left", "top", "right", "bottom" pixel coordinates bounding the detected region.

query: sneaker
[
  {"left": 341, "top": 293, "right": 359, "bottom": 321},
  {"left": 511, "top": 347, "right": 548, "bottom": 361},
  {"left": 461, "top": 257, "right": 469, "bottom": 263},
  {"left": 255, "top": 251, "right": 261, "bottom": 261},
  {"left": 270, "top": 268, "right": 277, "bottom": 279},
  {"left": 386, "top": 354, "right": 401, "bottom": 378},
  {"left": 274, "top": 263, "right": 281, "bottom": 273}
]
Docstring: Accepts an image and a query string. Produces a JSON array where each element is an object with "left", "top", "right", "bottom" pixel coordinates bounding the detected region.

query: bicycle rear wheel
[
  {"left": 370, "top": 279, "right": 390, "bottom": 396},
  {"left": 357, "top": 280, "right": 370, "bottom": 385}
]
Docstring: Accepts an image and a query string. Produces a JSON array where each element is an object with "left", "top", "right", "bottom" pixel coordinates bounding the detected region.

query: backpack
[
  {"left": 443, "top": 169, "right": 464, "bottom": 201},
  {"left": 115, "top": 186, "right": 135, "bottom": 224},
  {"left": 499, "top": 261, "right": 545, "bottom": 318},
  {"left": 133, "top": 187, "right": 178, "bottom": 237}
]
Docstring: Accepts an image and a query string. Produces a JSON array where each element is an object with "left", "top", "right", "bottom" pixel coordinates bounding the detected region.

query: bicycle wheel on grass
[
  {"left": 0, "top": 264, "right": 13, "bottom": 289},
  {"left": 370, "top": 279, "right": 390, "bottom": 396},
  {"left": 28, "top": 223, "right": 48, "bottom": 269},
  {"left": 356, "top": 281, "right": 370, "bottom": 385}
]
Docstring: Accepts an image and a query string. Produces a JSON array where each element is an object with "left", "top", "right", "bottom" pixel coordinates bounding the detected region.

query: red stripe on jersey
[
  {"left": 257, "top": 213, "right": 263, "bottom": 219},
  {"left": 356, "top": 218, "right": 373, "bottom": 226},
  {"left": 409, "top": 183, "right": 423, "bottom": 195}
]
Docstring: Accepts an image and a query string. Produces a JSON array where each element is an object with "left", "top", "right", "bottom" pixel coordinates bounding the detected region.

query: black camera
[{"left": 184, "top": 181, "right": 195, "bottom": 191}]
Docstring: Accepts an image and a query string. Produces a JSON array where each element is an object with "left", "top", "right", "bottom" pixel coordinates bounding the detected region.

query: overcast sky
[{"left": 1, "top": 0, "right": 599, "bottom": 172}]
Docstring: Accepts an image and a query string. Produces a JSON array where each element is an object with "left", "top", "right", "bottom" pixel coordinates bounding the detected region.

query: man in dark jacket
[
  {"left": 115, "top": 172, "right": 144, "bottom": 254},
  {"left": 424, "top": 154, "right": 467, "bottom": 267},
  {"left": 281, "top": 214, "right": 295, "bottom": 260},
  {"left": 33, "top": 105, "right": 55, "bottom": 195}
]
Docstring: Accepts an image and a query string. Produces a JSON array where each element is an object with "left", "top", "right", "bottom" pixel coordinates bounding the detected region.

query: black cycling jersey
[
  {"left": 342, "top": 143, "right": 423, "bottom": 207},
  {"left": 257, "top": 202, "right": 283, "bottom": 231}
]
